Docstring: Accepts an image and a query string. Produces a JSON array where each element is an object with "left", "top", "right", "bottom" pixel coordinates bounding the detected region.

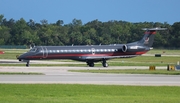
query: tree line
[{"left": 0, "top": 14, "right": 180, "bottom": 48}]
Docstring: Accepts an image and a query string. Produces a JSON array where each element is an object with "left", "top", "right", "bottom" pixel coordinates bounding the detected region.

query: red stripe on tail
[{"left": 144, "top": 31, "right": 156, "bottom": 34}]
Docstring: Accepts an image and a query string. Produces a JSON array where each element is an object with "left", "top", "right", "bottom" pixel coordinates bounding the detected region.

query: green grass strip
[
  {"left": 69, "top": 69, "right": 180, "bottom": 75},
  {"left": 0, "top": 84, "right": 179, "bottom": 103},
  {"left": 0, "top": 72, "right": 44, "bottom": 75}
]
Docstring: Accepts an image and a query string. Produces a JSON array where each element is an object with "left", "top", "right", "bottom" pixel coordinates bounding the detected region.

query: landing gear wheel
[
  {"left": 26, "top": 64, "right": 29, "bottom": 67},
  {"left": 103, "top": 62, "right": 108, "bottom": 67},
  {"left": 26, "top": 61, "right": 30, "bottom": 67},
  {"left": 87, "top": 61, "right": 94, "bottom": 67},
  {"left": 102, "top": 59, "right": 108, "bottom": 67},
  {"left": 89, "top": 62, "right": 94, "bottom": 67}
]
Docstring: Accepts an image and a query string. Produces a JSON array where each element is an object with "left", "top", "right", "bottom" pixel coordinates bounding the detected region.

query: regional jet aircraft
[{"left": 17, "top": 27, "right": 166, "bottom": 67}]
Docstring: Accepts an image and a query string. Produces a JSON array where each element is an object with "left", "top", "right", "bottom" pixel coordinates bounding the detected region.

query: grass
[
  {"left": 147, "top": 49, "right": 180, "bottom": 55},
  {"left": 0, "top": 49, "right": 27, "bottom": 59},
  {"left": 69, "top": 69, "right": 180, "bottom": 75},
  {"left": 0, "top": 84, "right": 180, "bottom": 103},
  {"left": 0, "top": 72, "right": 43, "bottom": 75}
]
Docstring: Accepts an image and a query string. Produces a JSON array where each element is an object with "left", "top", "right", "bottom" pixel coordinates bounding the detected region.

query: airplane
[{"left": 17, "top": 27, "right": 166, "bottom": 67}]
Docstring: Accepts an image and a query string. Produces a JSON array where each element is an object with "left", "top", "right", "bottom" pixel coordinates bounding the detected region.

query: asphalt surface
[{"left": 0, "top": 64, "right": 180, "bottom": 86}]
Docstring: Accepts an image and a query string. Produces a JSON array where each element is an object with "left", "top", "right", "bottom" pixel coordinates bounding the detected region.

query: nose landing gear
[{"left": 26, "top": 61, "right": 30, "bottom": 67}]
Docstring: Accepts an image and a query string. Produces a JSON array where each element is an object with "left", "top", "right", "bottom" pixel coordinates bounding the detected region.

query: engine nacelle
[{"left": 122, "top": 45, "right": 127, "bottom": 52}]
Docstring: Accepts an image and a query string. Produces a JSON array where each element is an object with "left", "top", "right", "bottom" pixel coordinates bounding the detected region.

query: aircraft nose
[
  {"left": 17, "top": 54, "right": 24, "bottom": 61},
  {"left": 17, "top": 53, "right": 29, "bottom": 61}
]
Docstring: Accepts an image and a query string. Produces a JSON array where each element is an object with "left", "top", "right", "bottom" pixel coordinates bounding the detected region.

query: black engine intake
[{"left": 122, "top": 45, "right": 127, "bottom": 52}]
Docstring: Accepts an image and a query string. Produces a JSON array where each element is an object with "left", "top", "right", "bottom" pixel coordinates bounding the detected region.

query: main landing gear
[
  {"left": 86, "top": 59, "right": 109, "bottom": 67},
  {"left": 87, "top": 61, "right": 94, "bottom": 67},
  {"left": 102, "top": 59, "right": 108, "bottom": 67}
]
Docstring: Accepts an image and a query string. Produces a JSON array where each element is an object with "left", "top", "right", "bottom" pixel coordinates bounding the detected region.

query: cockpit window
[
  {"left": 36, "top": 48, "right": 41, "bottom": 52},
  {"left": 29, "top": 48, "right": 37, "bottom": 52}
]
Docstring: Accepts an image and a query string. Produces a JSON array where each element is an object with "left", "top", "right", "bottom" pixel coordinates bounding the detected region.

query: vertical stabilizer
[{"left": 139, "top": 27, "right": 166, "bottom": 47}]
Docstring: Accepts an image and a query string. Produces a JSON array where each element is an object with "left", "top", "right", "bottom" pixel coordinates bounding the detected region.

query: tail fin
[{"left": 139, "top": 27, "right": 167, "bottom": 47}]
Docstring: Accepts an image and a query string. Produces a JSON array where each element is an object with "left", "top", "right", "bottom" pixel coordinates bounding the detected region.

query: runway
[{"left": 0, "top": 66, "right": 180, "bottom": 86}]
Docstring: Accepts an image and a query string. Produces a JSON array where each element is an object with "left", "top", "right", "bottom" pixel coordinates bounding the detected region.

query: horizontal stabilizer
[{"left": 142, "top": 27, "right": 167, "bottom": 31}]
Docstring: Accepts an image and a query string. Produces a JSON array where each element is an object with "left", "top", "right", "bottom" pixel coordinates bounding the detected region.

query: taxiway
[{"left": 0, "top": 66, "right": 179, "bottom": 86}]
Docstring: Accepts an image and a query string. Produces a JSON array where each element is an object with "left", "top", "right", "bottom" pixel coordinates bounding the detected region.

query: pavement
[{"left": 0, "top": 59, "right": 180, "bottom": 86}]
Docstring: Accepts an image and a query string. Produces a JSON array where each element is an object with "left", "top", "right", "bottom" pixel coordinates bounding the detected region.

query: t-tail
[{"left": 138, "top": 27, "right": 167, "bottom": 47}]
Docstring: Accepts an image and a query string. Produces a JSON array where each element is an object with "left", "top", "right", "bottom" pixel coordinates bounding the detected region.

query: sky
[{"left": 0, "top": 0, "right": 179, "bottom": 25}]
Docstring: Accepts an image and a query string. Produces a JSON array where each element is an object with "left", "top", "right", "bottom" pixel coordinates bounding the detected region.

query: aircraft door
[
  {"left": 41, "top": 46, "right": 48, "bottom": 58},
  {"left": 91, "top": 48, "right": 95, "bottom": 55}
]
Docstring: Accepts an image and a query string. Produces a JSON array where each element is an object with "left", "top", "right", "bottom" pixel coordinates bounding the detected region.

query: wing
[{"left": 85, "top": 55, "right": 139, "bottom": 60}]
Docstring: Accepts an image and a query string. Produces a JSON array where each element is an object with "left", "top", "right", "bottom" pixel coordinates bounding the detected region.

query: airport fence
[{"left": 0, "top": 45, "right": 27, "bottom": 49}]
